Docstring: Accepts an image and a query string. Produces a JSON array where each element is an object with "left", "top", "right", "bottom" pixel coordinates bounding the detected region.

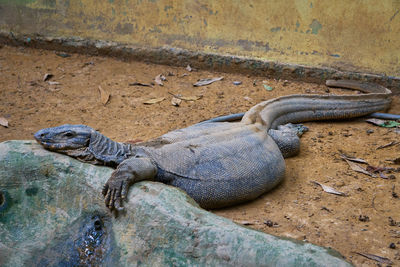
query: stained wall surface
[{"left": 0, "top": 0, "right": 399, "bottom": 76}]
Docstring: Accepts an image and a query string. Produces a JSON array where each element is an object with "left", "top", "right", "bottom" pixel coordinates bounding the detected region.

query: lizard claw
[{"left": 102, "top": 171, "right": 132, "bottom": 213}]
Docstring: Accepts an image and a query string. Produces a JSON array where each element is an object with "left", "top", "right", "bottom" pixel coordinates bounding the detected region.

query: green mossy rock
[{"left": 0, "top": 140, "right": 352, "bottom": 266}]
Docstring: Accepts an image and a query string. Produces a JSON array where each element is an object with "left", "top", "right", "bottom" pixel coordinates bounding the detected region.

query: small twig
[
  {"left": 168, "top": 92, "right": 181, "bottom": 99},
  {"left": 371, "top": 193, "right": 377, "bottom": 211},
  {"left": 377, "top": 141, "right": 399, "bottom": 150}
]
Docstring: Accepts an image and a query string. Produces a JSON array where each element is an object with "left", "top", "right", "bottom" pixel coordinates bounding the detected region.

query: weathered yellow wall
[{"left": 0, "top": 0, "right": 399, "bottom": 76}]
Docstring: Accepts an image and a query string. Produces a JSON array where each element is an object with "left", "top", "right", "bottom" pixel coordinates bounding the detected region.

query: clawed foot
[
  {"left": 277, "top": 123, "right": 309, "bottom": 137},
  {"left": 101, "top": 157, "right": 157, "bottom": 214},
  {"left": 102, "top": 171, "right": 132, "bottom": 212}
]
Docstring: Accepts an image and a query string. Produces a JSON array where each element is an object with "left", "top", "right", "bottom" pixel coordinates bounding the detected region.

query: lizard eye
[{"left": 63, "top": 131, "right": 75, "bottom": 137}]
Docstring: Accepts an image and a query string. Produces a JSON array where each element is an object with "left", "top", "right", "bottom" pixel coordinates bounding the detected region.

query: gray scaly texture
[{"left": 34, "top": 80, "right": 392, "bottom": 210}]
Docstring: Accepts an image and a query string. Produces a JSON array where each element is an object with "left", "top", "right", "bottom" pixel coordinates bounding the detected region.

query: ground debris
[
  {"left": 155, "top": 74, "right": 167, "bottom": 86},
  {"left": 312, "top": 181, "right": 346, "bottom": 196},
  {"left": 366, "top": 118, "right": 400, "bottom": 128},
  {"left": 235, "top": 220, "right": 257, "bottom": 226},
  {"left": 392, "top": 185, "right": 399, "bottom": 199},
  {"left": 390, "top": 229, "right": 400, "bottom": 238},
  {"left": 355, "top": 252, "right": 393, "bottom": 265},
  {"left": 262, "top": 81, "right": 273, "bottom": 91},
  {"left": 129, "top": 82, "right": 153, "bottom": 87},
  {"left": 55, "top": 52, "right": 71, "bottom": 58},
  {"left": 264, "top": 220, "right": 279, "bottom": 227},
  {"left": 365, "top": 165, "right": 395, "bottom": 179},
  {"left": 0, "top": 117, "right": 9, "bottom": 128},
  {"left": 193, "top": 77, "right": 223, "bottom": 87},
  {"left": 143, "top": 97, "right": 165, "bottom": 105},
  {"left": 340, "top": 154, "right": 368, "bottom": 164},
  {"left": 48, "top": 81, "right": 60, "bottom": 85},
  {"left": 186, "top": 65, "right": 193, "bottom": 72},
  {"left": 98, "top": 86, "right": 110, "bottom": 106},
  {"left": 168, "top": 92, "right": 202, "bottom": 101},
  {"left": 344, "top": 159, "right": 376, "bottom": 177},
  {"left": 391, "top": 157, "right": 400, "bottom": 165},
  {"left": 389, "top": 217, "right": 400, "bottom": 226},
  {"left": 377, "top": 141, "right": 399, "bottom": 149},
  {"left": 171, "top": 97, "right": 182, "bottom": 106},
  {"left": 43, "top": 73, "right": 53, "bottom": 82}
]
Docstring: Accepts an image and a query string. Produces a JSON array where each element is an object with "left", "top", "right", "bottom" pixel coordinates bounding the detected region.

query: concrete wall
[{"left": 0, "top": 0, "right": 399, "bottom": 78}]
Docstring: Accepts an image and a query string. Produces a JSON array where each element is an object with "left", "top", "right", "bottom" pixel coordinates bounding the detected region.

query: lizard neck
[{"left": 87, "top": 131, "right": 133, "bottom": 167}]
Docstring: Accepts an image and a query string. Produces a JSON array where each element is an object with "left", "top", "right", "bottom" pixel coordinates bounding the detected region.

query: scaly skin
[{"left": 34, "top": 80, "right": 392, "bottom": 211}]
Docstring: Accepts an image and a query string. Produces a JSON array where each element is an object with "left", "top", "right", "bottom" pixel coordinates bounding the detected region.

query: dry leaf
[
  {"left": 340, "top": 154, "right": 368, "bottom": 164},
  {"left": 143, "top": 97, "right": 165, "bottom": 105},
  {"left": 98, "top": 86, "right": 110, "bottom": 105},
  {"left": 180, "top": 95, "right": 203, "bottom": 101},
  {"left": 377, "top": 141, "right": 399, "bottom": 149},
  {"left": 48, "top": 81, "right": 60, "bottom": 85},
  {"left": 43, "top": 73, "right": 53, "bottom": 81},
  {"left": 155, "top": 74, "right": 166, "bottom": 86},
  {"left": 0, "top": 117, "right": 9, "bottom": 128},
  {"left": 312, "top": 181, "right": 346, "bottom": 196},
  {"left": 171, "top": 97, "right": 182, "bottom": 106},
  {"left": 344, "top": 159, "right": 376, "bottom": 177},
  {"left": 129, "top": 82, "right": 153, "bottom": 87},
  {"left": 355, "top": 252, "right": 393, "bottom": 265},
  {"left": 193, "top": 77, "right": 224, "bottom": 87}
]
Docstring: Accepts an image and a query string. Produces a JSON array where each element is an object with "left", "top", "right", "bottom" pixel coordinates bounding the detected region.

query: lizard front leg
[{"left": 102, "top": 157, "right": 157, "bottom": 211}]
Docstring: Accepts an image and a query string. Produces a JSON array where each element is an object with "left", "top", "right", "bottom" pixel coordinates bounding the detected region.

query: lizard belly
[{"left": 141, "top": 124, "right": 286, "bottom": 209}]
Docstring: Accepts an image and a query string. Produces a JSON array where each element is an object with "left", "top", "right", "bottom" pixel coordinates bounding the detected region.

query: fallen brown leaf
[
  {"left": 0, "top": 117, "right": 9, "bottom": 128},
  {"left": 180, "top": 95, "right": 203, "bottom": 101},
  {"left": 98, "top": 86, "right": 110, "bottom": 105},
  {"left": 143, "top": 97, "right": 165, "bottom": 105},
  {"left": 340, "top": 154, "right": 368, "bottom": 164},
  {"left": 344, "top": 159, "right": 376, "bottom": 177},
  {"left": 312, "top": 181, "right": 346, "bottom": 196},
  {"left": 193, "top": 77, "right": 224, "bottom": 87},
  {"left": 355, "top": 252, "right": 393, "bottom": 265}
]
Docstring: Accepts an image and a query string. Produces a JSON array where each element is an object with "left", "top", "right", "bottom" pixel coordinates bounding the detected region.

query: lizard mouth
[{"left": 36, "top": 140, "right": 85, "bottom": 151}]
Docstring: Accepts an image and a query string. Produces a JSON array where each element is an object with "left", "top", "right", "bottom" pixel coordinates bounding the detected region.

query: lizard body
[{"left": 34, "top": 80, "right": 392, "bottom": 210}]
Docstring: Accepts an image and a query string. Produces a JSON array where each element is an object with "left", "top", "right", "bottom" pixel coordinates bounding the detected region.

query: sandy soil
[{"left": 1, "top": 45, "right": 400, "bottom": 266}]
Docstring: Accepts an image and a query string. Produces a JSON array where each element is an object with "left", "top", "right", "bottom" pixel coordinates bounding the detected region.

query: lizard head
[{"left": 34, "top": 124, "right": 93, "bottom": 152}]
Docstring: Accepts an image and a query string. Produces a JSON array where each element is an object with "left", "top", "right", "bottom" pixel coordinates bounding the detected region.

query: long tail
[{"left": 241, "top": 80, "right": 392, "bottom": 129}]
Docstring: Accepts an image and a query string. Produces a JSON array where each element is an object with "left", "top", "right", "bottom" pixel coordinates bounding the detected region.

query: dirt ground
[{"left": 1, "top": 45, "right": 400, "bottom": 266}]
